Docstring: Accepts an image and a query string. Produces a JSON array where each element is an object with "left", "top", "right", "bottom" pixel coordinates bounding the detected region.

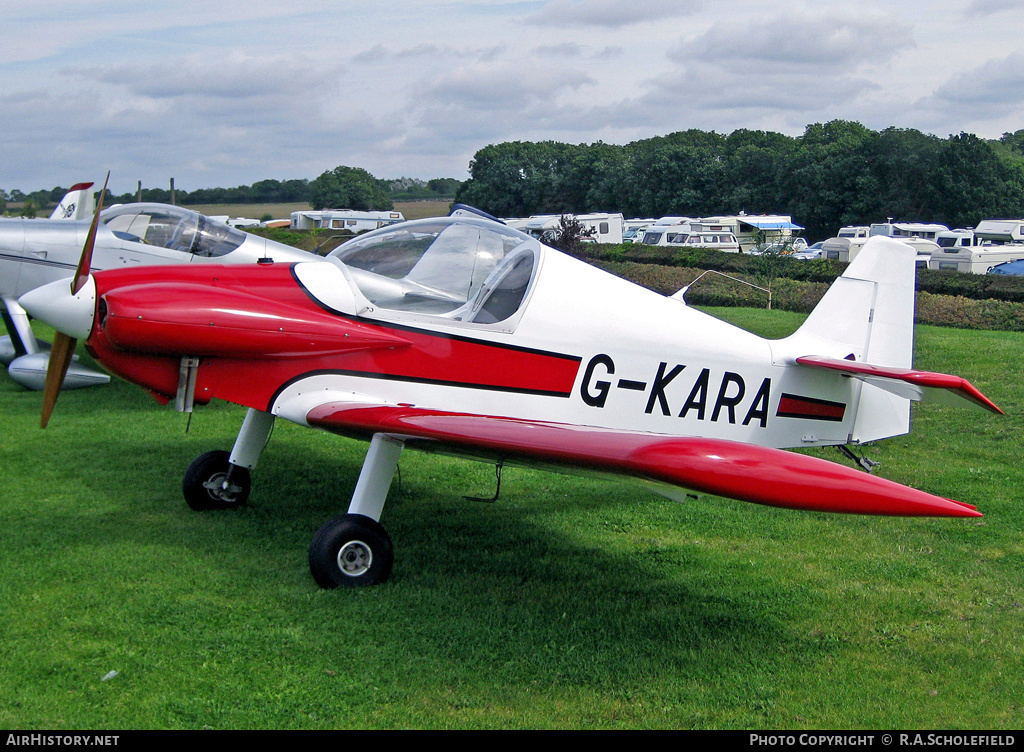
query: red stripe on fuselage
[{"left": 776, "top": 393, "right": 846, "bottom": 422}]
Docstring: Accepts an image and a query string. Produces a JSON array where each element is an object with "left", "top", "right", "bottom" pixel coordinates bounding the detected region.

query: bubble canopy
[
  {"left": 101, "top": 203, "right": 248, "bottom": 258},
  {"left": 327, "top": 217, "right": 541, "bottom": 323}
]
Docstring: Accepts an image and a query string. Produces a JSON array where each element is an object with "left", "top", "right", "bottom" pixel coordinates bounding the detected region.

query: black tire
[
  {"left": 309, "top": 514, "right": 394, "bottom": 588},
  {"left": 182, "top": 450, "right": 251, "bottom": 511}
]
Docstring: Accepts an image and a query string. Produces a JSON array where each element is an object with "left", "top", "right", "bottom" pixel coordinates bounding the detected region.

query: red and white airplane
[{"left": 20, "top": 204, "right": 1002, "bottom": 588}]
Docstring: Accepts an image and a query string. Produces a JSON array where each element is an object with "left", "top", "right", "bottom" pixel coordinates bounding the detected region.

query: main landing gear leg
[
  {"left": 182, "top": 408, "right": 275, "bottom": 511},
  {"left": 2, "top": 297, "right": 40, "bottom": 363},
  {"left": 309, "top": 433, "right": 404, "bottom": 589}
]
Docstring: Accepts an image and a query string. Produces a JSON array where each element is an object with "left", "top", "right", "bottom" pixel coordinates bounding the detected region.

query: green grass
[{"left": 1, "top": 313, "right": 1022, "bottom": 729}]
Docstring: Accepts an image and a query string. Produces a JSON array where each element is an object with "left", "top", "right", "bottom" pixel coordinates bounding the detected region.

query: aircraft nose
[{"left": 18, "top": 276, "right": 97, "bottom": 340}]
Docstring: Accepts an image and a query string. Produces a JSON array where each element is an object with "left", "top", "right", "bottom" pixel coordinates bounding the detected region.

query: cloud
[
  {"left": 6, "top": 1, "right": 1024, "bottom": 190},
  {"left": 964, "top": 0, "right": 1020, "bottom": 17},
  {"left": 524, "top": 0, "right": 702, "bottom": 28},
  {"left": 919, "top": 51, "right": 1024, "bottom": 117},
  {"left": 0, "top": 50, "right": 406, "bottom": 192},
  {"left": 669, "top": 14, "right": 915, "bottom": 74},
  {"left": 351, "top": 43, "right": 508, "bottom": 65},
  {"left": 73, "top": 52, "right": 343, "bottom": 101},
  {"left": 557, "top": 12, "right": 914, "bottom": 135},
  {"left": 368, "top": 59, "right": 600, "bottom": 169},
  {"left": 419, "top": 60, "right": 595, "bottom": 111},
  {"left": 532, "top": 42, "right": 586, "bottom": 58}
]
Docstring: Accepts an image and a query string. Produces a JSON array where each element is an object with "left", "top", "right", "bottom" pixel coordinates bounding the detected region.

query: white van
[{"left": 641, "top": 224, "right": 740, "bottom": 252}]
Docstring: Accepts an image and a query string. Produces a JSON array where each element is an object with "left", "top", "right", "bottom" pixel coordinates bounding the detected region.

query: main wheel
[
  {"left": 309, "top": 514, "right": 394, "bottom": 588},
  {"left": 182, "top": 450, "right": 251, "bottom": 511}
]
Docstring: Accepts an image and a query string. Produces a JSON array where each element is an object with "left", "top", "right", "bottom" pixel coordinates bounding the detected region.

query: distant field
[
  {"left": 394, "top": 199, "right": 452, "bottom": 219},
  {"left": 184, "top": 199, "right": 452, "bottom": 222}
]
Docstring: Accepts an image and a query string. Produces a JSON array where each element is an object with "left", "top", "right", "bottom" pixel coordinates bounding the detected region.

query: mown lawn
[{"left": 0, "top": 311, "right": 1021, "bottom": 729}]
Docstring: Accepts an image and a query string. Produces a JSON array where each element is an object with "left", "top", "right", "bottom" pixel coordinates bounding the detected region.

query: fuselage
[{"left": 74, "top": 216, "right": 866, "bottom": 451}]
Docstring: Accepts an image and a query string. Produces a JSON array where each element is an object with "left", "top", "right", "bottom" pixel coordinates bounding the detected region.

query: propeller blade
[
  {"left": 39, "top": 171, "right": 108, "bottom": 426},
  {"left": 40, "top": 332, "right": 77, "bottom": 428},
  {"left": 72, "top": 172, "right": 109, "bottom": 295}
]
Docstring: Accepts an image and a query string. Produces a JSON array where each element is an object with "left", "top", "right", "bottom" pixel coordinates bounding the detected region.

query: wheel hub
[
  {"left": 337, "top": 540, "right": 373, "bottom": 577},
  {"left": 202, "top": 473, "right": 243, "bottom": 502}
]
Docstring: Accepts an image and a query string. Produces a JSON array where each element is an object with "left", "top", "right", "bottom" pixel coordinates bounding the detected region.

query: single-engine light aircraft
[
  {"left": 20, "top": 204, "right": 1001, "bottom": 588},
  {"left": 1, "top": 181, "right": 317, "bottom": 390}
]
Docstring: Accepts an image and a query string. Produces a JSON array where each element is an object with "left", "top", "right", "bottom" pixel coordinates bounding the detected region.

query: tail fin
[
  {"left": 777, "top": 237, "right": 999, "bottom": 444},
  {"left": 49, "top": 182, "right": 96, "bottom": 220},
  {"left": 788, "top": 236, "right": 917, "bottom": 367},
  {"left": 779, "top": 237, "right": 918, "bottom": 443}
]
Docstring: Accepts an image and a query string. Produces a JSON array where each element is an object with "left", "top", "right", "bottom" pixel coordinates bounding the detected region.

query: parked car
[{"left": 989, "top": 259, "right": 1024, "bottom": 276}]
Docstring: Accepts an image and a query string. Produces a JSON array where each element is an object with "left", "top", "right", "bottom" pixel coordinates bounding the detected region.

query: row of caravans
[
  {"left": 637, "top": 214, "right": 804, "bottom": 253},
  {"left": 503, "top": 212, "right": 805, "bottom": 253},
  {"left": 821, "top": 220, "right": 1024, "bottom": 273},
  {"left": 292, "top": 209, "right": 800, "bottom": 255}
]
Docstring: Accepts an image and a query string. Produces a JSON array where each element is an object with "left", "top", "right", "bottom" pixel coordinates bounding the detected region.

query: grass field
[{"left": 1, "top": 309, "right": 1022, "bottom": 730}]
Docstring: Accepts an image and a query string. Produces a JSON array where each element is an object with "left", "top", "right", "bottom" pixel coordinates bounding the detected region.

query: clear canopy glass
[
  {"left": 328, "top": 218, "right": 540, "bottom": 322},
  {"left": 101, "top": 204, "right": 247, "bottom": 258}
]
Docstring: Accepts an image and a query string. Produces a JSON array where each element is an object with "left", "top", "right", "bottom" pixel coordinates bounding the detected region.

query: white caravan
[
  {"left": 870, "top": 221, "right": 949, "bottom": 241},
  {"left": 523, "top": 213, "right": 624, "bottom": 244},
  {"left": 694, "top": 215, "right": 804, "bottom": 253},
  {"left": 974, "top": 220, "right": 1024, "bottom": 244},
  {"left": 291, "top": 210, "right": 405, "bottom": 233},
  {"left": 821, "top": 226, "right": 870, "bottom": 261},
  {"left": 932, "top": 222, "right": 1024, "bottom": 273},
  {"left": 823, "top": 223, "right": 940, "bottom": 266},
  {"left": 931, "top": 244, "right": 1024, "bottom": 273}
]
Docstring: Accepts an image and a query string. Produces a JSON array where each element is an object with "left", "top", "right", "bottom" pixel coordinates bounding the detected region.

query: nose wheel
[
  {"left": 182, "top": 450, "right": 251, "bottom": 510},
  {"left": 309, "top": 514, "right": 394, "bottom": 588}
]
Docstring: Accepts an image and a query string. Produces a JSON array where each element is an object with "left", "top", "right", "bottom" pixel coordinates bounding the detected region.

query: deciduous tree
[{"left": 309, "top": 166, "right": 393, "bottom": 211}]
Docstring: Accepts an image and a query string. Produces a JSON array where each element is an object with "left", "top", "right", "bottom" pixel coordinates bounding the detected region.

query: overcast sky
[{"left": 3, "top": 0, "right": 1023, "bottom": 195}]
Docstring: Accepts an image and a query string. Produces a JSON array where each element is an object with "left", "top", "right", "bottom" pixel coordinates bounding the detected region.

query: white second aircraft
[{"left": 1, "top": 180, "right": 317, "bottom": 389}]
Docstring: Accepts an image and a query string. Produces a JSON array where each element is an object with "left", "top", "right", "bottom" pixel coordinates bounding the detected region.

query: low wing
[
  {"left": 796, "top": 355, "right": 1002, "bottom": 414},
  {"left": 297, "top": 398, "right": 981, "bottom": 518}
]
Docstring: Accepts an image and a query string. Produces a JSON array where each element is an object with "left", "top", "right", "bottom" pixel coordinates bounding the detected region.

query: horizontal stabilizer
[
  {"left": 302, "top": 401, "right": 981, "bottom": 518},
  {"left": 796, "top": 355, "right": 1002, "bottom": 414},
  {"left": 8, "top": 350, "right": 110, "bottom": 390}
]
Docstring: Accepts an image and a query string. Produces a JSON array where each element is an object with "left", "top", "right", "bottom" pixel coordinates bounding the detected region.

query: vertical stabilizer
[
  {"left": 792, "top": 236, "right": 916, "bottom": 366},
  {"left": 49, "top": 182, "right": 96, "bottom": 221},
  {"left": 779, "top": 236, "right": 918, "bottom": 443}
]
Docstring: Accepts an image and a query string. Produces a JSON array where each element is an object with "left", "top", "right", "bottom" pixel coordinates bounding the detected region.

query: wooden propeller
[{"left": 40, "top": 172, "right": 109, "bottom": 428}]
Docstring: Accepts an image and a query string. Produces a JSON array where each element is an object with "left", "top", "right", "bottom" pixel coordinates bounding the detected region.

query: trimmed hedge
[
  {"left": 575, "top": 243, "right": 1024, "bottom": 303},
  {"left": 593, "top": 260, "right": 1024, "bottom": 333}
]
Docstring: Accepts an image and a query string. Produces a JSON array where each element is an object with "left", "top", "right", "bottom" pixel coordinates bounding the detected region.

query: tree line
[
  {"left": 1, "top": 173, "right": 461, "bottom": 216},
  {"left": 454, "top": 121, "right": 1024, "bottom": 241},
  {"left": 7, "top": 121, "right": 1024, "bottom": 236}
]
